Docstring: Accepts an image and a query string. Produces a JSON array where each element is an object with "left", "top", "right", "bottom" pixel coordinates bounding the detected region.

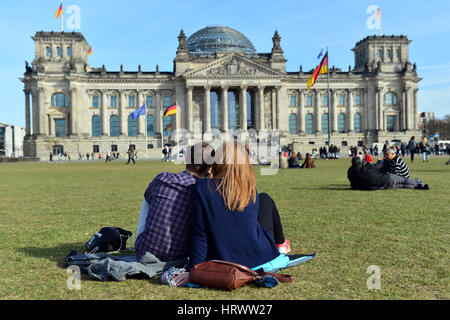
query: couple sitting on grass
[
  {"left": 347, "top": 147, "right": 429, "bottom": 191},
  {"left": 135, "top": 140, "right": 305, "bottom": 287}
]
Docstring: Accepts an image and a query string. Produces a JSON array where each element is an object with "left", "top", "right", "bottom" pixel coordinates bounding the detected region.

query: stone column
[
  {"left": 24, "top": 89, "right": 31, "bottom": 136},
  {"left": 120, "top": 90, "right": 127, "bottom": 136},
  {"left": 155, "top": 90, "right": 161, "bottom": 136},
  {"left": 70, "top": 88, "right": 77, "bottom": 136},
  {"left": 276, "top": 86, "right": 282, "bottom": 130},
  {"left": 377, "top": 89, "right": 384, "bottom": 131},
  {"left": 203, "top": 86, "right": 211, "bottom": 132},
  {"left": 347, "top": 90, "right": 354, "bottom": 132},
  {"left": 101, "top": 90, "right": 108, "bottom": 136},
  {"left": 186, "top": 86, "right": 193, "bottom": 133},
  {"left": 240, "top": 86, "right": 247, "bottom": 130},
  {"left": 271, "top": 89, "right": 277, "bottom": 129},
  {"left": 401, "top": 89, "right": 407, "bottom": 131},
  {"left": 221, "top": 86, "right": 229, "bottom": 132},
  {"left": 314, "top": 90, "right": 320, "bottom": 134},
  {"left": 298, "top": 91, "right": 304, "bottom": 134},
  {"left": 31, "top": 90, "right": 39, "bottom": 136},
  {"left": 331, "top": 90, "right": 337, "bottom": 133},
  {"left": 413, "top": 89, "right": 418, "bottom": 130},
  {"left": 38, "top": 88, "right": 47, "bottom": 136},
  {"left": 137, "top": 90, "right": 145, "bottom": 136},
  {"left": 257, "top": 85, "right": 265, "bottom": 131},
  {"left": 375, "top": 89, "right": 380, "bottom": 131}
]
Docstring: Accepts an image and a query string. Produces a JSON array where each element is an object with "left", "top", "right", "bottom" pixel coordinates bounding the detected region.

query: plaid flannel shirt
[{"left": 135, "top": 170, "right": 197, "bottom": 261}]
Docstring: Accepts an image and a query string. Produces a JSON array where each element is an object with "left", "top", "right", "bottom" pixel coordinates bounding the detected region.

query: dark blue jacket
[{"left": 186, "top": 178, "right": 280, "bottom": 270}]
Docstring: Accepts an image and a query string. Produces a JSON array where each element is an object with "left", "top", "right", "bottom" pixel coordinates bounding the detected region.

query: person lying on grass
[
  {"left": 347, "top": 156, "right": 429, "bottom": 190},
  {"left": 172, "top": 141, "right": 293, "bottom": 287},
  {"left": 135, "top": 141, "right": 290, "bottom": 265}
]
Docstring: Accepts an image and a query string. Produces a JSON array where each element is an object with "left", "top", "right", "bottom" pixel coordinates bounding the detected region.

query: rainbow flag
[
  {"left": 163, "top": 104, "right": 177, "bottom": 117},
  {"left": 55, "top": 3, "right": 63, "bottom": 18},
  {"left": 165, "top": 124, "right": 173, "bottom": 131},
  {"left": 87, "top": 47, "right": 92, "bottom": 55},
  {"left": 307, "top": 51, "right": 328, "bottom": 91},
  {"left": 376, "top": 8, "right": 381, "bottom": 20}
]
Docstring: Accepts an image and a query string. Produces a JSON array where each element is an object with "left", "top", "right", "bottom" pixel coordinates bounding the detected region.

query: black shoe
[{"left": 423, "top": 184, "right": 430, "bottom": 190}]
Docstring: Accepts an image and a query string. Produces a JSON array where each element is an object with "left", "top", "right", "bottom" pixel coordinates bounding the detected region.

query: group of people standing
[{"left": 319, "top": 145, "right": 340, "bottom": 159}]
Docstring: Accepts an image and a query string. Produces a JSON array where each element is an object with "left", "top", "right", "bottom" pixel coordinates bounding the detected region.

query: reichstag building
[{"left": 21, "top": 26, "right": 421, "bottom": 159}]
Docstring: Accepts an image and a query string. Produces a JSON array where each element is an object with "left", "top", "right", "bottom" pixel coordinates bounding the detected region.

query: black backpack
[{"left": 85, "top": 227, "right": 132, "bottom": 253}]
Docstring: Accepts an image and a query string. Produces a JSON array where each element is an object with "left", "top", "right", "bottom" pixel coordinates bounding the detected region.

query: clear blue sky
[{"left": 1, "top": 0, "right": 449, "bottom": 127}]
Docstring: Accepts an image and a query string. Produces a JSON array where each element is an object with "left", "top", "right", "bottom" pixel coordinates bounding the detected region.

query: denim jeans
[{"left": 422, "top": 152, "right": 429, "bottom": 162}]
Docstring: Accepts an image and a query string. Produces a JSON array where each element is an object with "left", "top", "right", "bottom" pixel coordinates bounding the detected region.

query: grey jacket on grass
[{"left": 65, "top": 251, "right": 185, "bottom": 282}]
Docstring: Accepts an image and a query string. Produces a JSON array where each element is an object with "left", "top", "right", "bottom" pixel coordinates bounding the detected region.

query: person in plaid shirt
[{"left": 135, "top": 142, "right": 212, "bottom": 262}]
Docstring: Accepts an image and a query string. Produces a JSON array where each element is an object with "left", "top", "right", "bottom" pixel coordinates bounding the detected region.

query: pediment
[{"left": 183, "top": 53, "right": 283, "bottom": 79}]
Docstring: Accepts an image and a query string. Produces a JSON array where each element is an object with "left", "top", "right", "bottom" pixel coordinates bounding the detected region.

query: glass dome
[{"left": 186, "top": 26, "right": 256, "bottom": 55}]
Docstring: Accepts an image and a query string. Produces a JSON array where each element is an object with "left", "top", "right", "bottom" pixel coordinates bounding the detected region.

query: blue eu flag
[{"left": 131, "top": 104, "right": 146, "bottom": 119}]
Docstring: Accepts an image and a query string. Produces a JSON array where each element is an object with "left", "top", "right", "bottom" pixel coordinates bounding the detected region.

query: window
[
  {"left": 339, "top": 95, "right": 345, "bottom": 106},
  {"left": 52, "top": 145, "right": 64, "bottom": 155},
  {"left": 51, "top": 93, "right": 69, "bottom": 107},
  {"left": 46, "top": 46, "right": 52, "bottom": 57},
  {"left": 357, "top": 141, "right": 364, "bottom": 147},
  {"left": 386, "top": 115, "right": 395, "bottom": 132},
  {"left": 383, "top": 92, "right": 398, "bottom": 105},
  {"left": 306, "top": 95, "right": 313, "bottom": 107},
  {"left": 67, "top": 47, "right": 72, "bottom": 57},
  {"left": 386, "top": 49, "right": 392, "bottom": 59},
  {"left": 395, "top": 49, "right": 400, "bottom": 59},
  {"left": 146, "top": 96, "right": 153, "bottom": 108},
  {"left": 56, "top": 47, "right": 62, "bottom": 57},
  {"left": 227, "top": 90, "right": 240, "bottom": 130},
  {"left": 338, "top": 113, "right": 346, "bottom": 133},
  {"left": 210, "top": 90, "right": 220, "bottom": 130},
  {"left": 128, "top": 96, "right": 135, "bottom": 107},
  {"left": 0, "top": 127, "right": 5, "bottom": 156},
  {"left": 354, "top": 113, "right": 362, "bottom": 133},
  {"left": 54, "top": 119, "right": 66, "bottom": 137},
  {"left": 110, "top": 96, "right": 117, "bottom": 107},
  {"left": 321, "top": 113, "right": 329, "bottom": 134},
  {"left": 110, "top": 115, "right": 120, "bottom": 137},
  {"left": 147, "top": 144, "right": 154, "bottom": 149},
  {"left": 128, "top": 115, "right": 137, "bottom": 136},
  {"left": 111, "top": 145, "right": 118, "bottom": 152},
  {"left": 92, "top": 115, "right": 101, "bottom": 137},
  {"left": 92, "top": 96, "right": 99, "bottom": 108},
  {"left": 341, "top": 141, "right": 348, "bottom": 147},
  {"left": 163, "top": 116, "right": 172, "bottom": 137},
  {"left": 305, "top": 114, "right": 314, "bottom": 134},
  {"left": 289, "top": 114, "right": 297, "bottom": 134},
  {"left": 163, "top": 96, "right": 171, "bottom": 107},
  {"left": 377, "top": 49, "right": 382, "bottom": 58},
  {"left": 322, "top": 95, "right": 329, "bottom": 106},
  {"left": 246, "top": 91, "right": 255, "bottom": 129},
  {"left": 290, "top": 95, "right": 297, "bottom": 106},
  {"left": 355, "top": 94, "right": 362, "bottom": 106},
  {"left": 147, "top": 115, "right": 155, "bottom": 136},
  {"left": 93, "top": 145, "right": 100, "bottom": 153}
]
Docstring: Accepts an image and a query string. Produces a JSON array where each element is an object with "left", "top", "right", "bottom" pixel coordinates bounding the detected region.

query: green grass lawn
[{"left": 0, "top": 157, "right": 448, "bottom": 300}]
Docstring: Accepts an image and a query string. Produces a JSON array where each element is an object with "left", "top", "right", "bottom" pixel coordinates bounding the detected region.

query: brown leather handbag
[{"left": 189, "top": 260, "right": 293, "bottom": 291}]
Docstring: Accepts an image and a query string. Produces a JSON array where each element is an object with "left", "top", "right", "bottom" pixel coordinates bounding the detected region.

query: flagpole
[
  {"left": 145, "top": 113, "right": 149, "bottom": 160},
  {"left": 160, "top": 100, "right": 164, "bottom": 151},
  {"left": 61, "top": 1, "right": 64, "bottom": 32},
  {"left": 327, "top": 46, "right": 331, "bottom": 148}
]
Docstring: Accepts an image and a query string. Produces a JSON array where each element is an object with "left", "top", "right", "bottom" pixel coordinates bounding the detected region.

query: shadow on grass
[
  {"left": 293, "top": 184, "right": 353, "bottom": 191},
  {"left": 18, "top": 242, "right": 85, "bottom": 268}
]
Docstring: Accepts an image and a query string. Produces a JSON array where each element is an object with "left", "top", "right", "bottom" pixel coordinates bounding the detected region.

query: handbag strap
[{"left": 255, "top": 268, "right": 294, "bottom": 283}]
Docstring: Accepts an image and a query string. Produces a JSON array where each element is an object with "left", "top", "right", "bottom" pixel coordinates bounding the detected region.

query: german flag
[
  {"left": 55, "top": 3, "right": 63, "bottom": 19},
  {"left": 307, "top": 51, "right": 328, "bottom": 91},
  {"left": 163, "top": 104, "right": 177, "bottom": 117}
]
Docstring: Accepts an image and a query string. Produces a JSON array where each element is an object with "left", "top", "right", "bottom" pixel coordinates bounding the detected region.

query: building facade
[
  {"left": 21, "top": 26, "right": 421, "bottom": 159},
  {"left": 0, "top": 123, "right": 25, "bottom": 157}
]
